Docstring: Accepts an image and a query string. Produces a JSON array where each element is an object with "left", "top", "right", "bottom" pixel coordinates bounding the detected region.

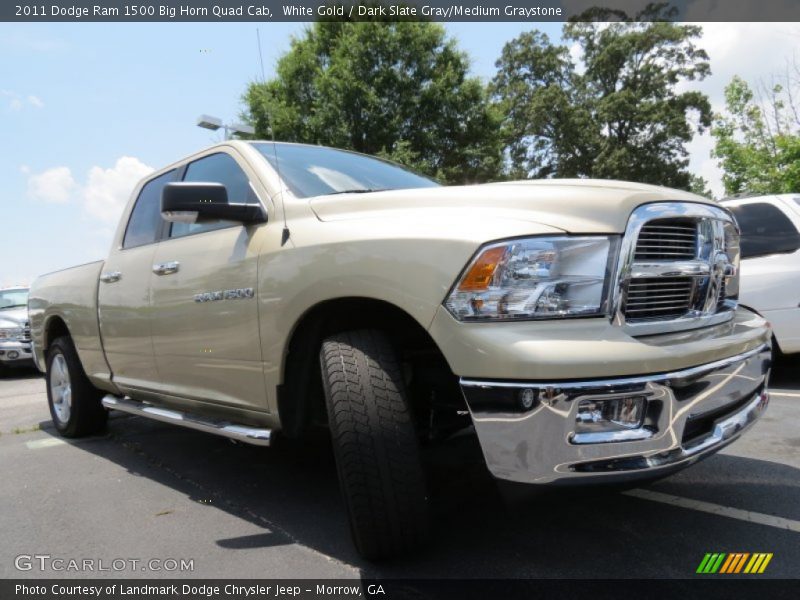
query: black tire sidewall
[
  {"left": 45, "top": 337, "right": 106, "bottom": 437},
  {"left": 320, "top": 329, "right": 430, "bottom": 560}
]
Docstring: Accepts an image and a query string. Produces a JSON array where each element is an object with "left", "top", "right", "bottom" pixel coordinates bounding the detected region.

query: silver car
[{"left": 0, "top": 287, "right": 34, "bottom": 372}]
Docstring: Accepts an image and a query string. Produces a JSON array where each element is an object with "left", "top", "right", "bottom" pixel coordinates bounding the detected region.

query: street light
[{"left": 196, "top": 114, "right": 255, "bottom": 139}]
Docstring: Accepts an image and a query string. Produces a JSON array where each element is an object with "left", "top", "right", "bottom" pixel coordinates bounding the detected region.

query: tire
[
  {"left": 320, "top": 329, "right": 430, "bottom": 560},
  {"left": 46, "top": 336, "right": 107, "bottom": 437}
]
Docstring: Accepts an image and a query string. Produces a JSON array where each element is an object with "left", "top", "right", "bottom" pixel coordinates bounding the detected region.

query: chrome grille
[
  {"left": 625, "top": 277, "right": 694, "bottom": 321},
  {"left": 717, "top": 279, "right": 727, "bottom": 310},
  {"left": 634, "top": 218, "right": 697, "bottom": 260},
  {"left": 614, "top": 202, "right": 740, "bottom": 336}
]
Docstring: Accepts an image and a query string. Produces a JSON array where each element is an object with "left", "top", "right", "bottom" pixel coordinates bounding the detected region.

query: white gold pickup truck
[{"left": 29, "top": 141, "right": 771, "bottom": 559}]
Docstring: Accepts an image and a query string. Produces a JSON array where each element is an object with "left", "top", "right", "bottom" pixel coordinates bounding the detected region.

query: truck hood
[
  {"left": 309, "top": 179, "right": 714, "bottom": 234},
  {"left": 0, "top": 306, "right": 27, "bottom": 327}
]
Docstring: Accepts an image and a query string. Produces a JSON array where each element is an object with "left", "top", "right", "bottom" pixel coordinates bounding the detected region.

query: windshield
[
  {"left": 252, "top": 143, "right": 439, "bottom": 198},
  {"left": 0, "top": 289, "right": 28, "bottom": 310}
]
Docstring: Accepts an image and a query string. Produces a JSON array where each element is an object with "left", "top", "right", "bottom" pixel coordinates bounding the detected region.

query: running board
[{"left": 101, "top": 395, "right": 272, "bottom": 446}]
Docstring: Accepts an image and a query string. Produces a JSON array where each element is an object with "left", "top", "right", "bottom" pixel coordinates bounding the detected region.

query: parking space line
[
  {"left": 623, "top": 488, "right": 800, "bottom": 533},
  {"left": 770, "top": 391, "right": 800, "bottom": 398},
  {"left": 25, "top": 438, "right": 66, "bottom": 450}
]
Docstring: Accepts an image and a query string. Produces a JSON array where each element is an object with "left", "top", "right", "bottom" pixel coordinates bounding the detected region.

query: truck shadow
[{"left": 39, "top": 407, "right": 800, "bottom": 578}]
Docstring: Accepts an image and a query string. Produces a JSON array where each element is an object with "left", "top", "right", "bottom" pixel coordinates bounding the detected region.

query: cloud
[
  {"left": 2, "top": 90, "right": 44, "bottom": 111},
  {"left": 0, "top": 31, "right": 66, "bottom": 53},
  {"left": 25, "top": 157, "right": 153, "bottom": 223},
  {"left": 27, "top": 167, "right": 77, "bottom": 204},
  {"left": 83, "top": 157, "right": 154, "bottom": 223}
]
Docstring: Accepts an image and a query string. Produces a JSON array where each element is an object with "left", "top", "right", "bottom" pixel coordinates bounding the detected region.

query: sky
[{"left": 1, "top": 20, "right": 798, "bottom": 286}]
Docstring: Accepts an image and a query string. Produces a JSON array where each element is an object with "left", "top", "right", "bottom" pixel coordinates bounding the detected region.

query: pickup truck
[
  {"left": 29, "top": 141, "right": 772, "bottom": 559},
  {"left": 720, "top": 194, "right": 800, "bottom": 355},
  {"left": 0, "top": 286, "right": 34, "bottom": 371}
]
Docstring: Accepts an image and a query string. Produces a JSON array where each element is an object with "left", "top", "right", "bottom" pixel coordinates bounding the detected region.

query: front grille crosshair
[
  {"left": 634, "top": 218, "right": 698, "bottom": 261},
  {"left": 624, "top": 277, "right": 694, "bottom": 321}
]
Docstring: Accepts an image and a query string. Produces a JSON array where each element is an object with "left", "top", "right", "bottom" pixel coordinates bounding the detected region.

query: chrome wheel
[{"left": 50, "top": 353, "right": 72, "bottom": 424}]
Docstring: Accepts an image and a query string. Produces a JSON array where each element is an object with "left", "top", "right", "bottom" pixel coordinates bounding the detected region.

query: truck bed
[{"left": 28, "top": 260, "right": 112, "bottom": 385}]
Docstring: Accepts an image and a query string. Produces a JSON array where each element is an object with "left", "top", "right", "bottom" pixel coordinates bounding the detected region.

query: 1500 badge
[{"left": 194, "top": 288, "right": 255, "bottom": 303}]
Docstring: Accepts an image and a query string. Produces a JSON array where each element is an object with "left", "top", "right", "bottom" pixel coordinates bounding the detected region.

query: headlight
[
  {"left": 445, "top": 236, "right": 617, "bottom": 321},
  {"left": 0, "top": 327, "right": 25, "bottom": 341}
]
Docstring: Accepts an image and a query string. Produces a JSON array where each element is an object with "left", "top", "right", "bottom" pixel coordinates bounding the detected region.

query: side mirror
[{"left": 161, "top": 182, "right": 266, "bottom": 224}]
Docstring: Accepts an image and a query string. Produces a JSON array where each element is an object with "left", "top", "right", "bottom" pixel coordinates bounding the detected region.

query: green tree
[
  {"left": 712, "top": 75, "right": 800, "bottom": 195},
  {"left": 491, "top": 3, "right": 711, "bottom": 189},
  {"left": 244, "top": 21, "right": 502, "bottom": 184}
]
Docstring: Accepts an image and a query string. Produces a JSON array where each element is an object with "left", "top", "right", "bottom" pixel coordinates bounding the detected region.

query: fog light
[
  {"left": 7, "top": 350, "right": 19, "bottom": 359},
  {"left": 576, "top": 396, "right": 646, "bottom": 433}
]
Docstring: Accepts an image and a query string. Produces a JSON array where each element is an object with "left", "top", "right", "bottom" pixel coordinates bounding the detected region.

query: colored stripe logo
[{"left": 696, "top": 553, "right": 773, "bottom": 574}]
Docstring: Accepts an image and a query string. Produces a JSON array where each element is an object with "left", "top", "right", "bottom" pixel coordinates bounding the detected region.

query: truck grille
[
  {"left": 625, "top": 277, "right": 694, "bottom": 321},
  {"left": 634, "top": 218, "right": 697, "bottom": 260},
  {"left": 616, "top": 202, "right": 740, "bottom": 334}
]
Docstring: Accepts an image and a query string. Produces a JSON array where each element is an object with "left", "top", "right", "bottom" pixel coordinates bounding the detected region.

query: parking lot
[{"left": 0, "top": 360, "right": 798, "bottom": 580}]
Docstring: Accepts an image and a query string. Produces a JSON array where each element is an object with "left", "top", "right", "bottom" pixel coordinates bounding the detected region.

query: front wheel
[
  {"left": 46, "top": 336, "right": 107, "bottom": 437},
  {"left": 320, "top": 329, "right": 430, "bottom": 560}
]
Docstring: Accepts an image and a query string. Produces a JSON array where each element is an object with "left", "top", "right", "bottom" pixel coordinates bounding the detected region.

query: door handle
[
  {"left": 100, "top": 271, "right": 122, "bottom": 283},
  {"left": 153, "top": 261, "right": 180, "bottom": 276}
]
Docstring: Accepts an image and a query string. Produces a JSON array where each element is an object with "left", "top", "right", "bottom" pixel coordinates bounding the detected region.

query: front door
[{"left": 148, "top": 151, "right": 268, "bottom": 413}]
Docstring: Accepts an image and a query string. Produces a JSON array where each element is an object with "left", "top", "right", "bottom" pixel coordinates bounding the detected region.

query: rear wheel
[
  {"left": 46, "top": 336, "right": 107, "bottom": 437},
  {"left": 320, "top": 329, "right": 430, "bottom": 560}
]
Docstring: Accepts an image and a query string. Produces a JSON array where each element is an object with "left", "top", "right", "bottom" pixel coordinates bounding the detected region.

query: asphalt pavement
[{"left": 0, "top": 358, "right": 798, "bottom": 579}]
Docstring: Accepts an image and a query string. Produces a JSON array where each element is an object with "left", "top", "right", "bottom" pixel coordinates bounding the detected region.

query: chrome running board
[{"left": 101, "top": 395, "right": 272, "bottom": 446}]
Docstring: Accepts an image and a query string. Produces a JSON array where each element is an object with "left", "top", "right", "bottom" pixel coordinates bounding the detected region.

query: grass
[{"left": 11, "top": 424, "right": 41, "bottom": 434}]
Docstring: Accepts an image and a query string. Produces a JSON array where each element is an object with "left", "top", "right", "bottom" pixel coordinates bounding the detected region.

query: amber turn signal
[{"left": 457, "top": 246, "right": 506, "bottom": 291}]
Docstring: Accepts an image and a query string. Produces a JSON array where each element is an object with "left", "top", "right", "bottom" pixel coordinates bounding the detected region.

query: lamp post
[{"left": 196, "top": 114, "right": 255, "bottom": 139}]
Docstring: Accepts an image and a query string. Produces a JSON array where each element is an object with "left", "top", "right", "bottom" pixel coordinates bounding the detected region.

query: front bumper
[
  {"left": 0, "top": 340, "right": 34, "bottom": 367},
  {"left": 461, "top": 343, "right": 771, "bottom": 484}
]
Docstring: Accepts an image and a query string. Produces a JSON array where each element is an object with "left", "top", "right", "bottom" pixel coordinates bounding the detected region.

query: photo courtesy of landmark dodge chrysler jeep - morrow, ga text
[{"left": 28, "top": 141, "right": 771, "bottom": 559}]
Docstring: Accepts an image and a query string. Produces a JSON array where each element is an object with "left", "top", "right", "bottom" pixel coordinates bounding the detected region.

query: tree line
[{"left": 243, "top": 7, "right": 798, "bottom": 197}]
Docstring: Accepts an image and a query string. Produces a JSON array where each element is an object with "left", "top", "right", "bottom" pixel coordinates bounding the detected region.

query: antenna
[
  {"left": 256, "top": 28, "right": 290, "bottom": 244},
  {"left": 256, "top": 28, "right": 266, "bottom": 82}
]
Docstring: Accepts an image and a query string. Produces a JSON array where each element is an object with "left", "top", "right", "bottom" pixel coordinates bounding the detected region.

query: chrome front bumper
[
  {"left": 0, "top": 340, "right": 34, "bottom": 366},
  {"left": 461, "top": 343, "right": 771, "bottom": 484}
]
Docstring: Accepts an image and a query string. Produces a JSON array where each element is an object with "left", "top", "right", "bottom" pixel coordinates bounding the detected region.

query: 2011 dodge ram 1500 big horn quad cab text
[{"left": 29, "top": 141, "right": 771, "bottom": 559}]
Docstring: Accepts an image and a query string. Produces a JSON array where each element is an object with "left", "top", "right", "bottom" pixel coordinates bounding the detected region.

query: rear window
[{"left": 729, "top": 202, "right": 800, "bottom": 259}]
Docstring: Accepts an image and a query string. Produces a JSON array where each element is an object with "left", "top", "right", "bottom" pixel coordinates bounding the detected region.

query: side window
[
  {"left": 123, "top": 170, "right": 176, "bottom": 249},
  {"left": 170, "top": 153, "right": 257, "bottom": 239},
  {"left": 730, "top": 202, "right": 800, "bottom": 259}
]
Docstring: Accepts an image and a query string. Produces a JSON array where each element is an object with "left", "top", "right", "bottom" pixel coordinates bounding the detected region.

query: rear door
[
  {"left": 148, "top": 151, "right": 269, "bottom": 413},
  {"left": 98, "top": 169, "right": 176, "bottom": 392}
]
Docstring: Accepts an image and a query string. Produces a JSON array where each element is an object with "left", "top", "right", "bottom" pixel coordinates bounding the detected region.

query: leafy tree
[
  {"left": 712, "top": 75, "right": 800, "bottom": 196},
  {"left": 244, "top": 21, "right": 502, "bottom": 184},
  {"left": 491, "top": 3, "right": 711, "bottom": 189}
]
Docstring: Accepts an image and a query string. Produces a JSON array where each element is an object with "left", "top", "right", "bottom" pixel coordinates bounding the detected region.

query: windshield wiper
[{"left": 324, "top": 188, "right": 391, "bottom": 196}]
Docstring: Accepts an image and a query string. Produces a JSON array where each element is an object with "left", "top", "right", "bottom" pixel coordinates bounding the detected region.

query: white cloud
[
  {"left": 25, "top": 157, "right": 153, "bottom": 223},
  {"left": 0, "top": 31, "right": 65, "bottom": 53},
  {"left": 27, "top": 167, "right": 77, "bottom": 204},
  {"left": 82, "top": 157, "right": 154, "bottom": 223},
  {"left": 2, "top": 90, "right": 44, "bottom": 111}
]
